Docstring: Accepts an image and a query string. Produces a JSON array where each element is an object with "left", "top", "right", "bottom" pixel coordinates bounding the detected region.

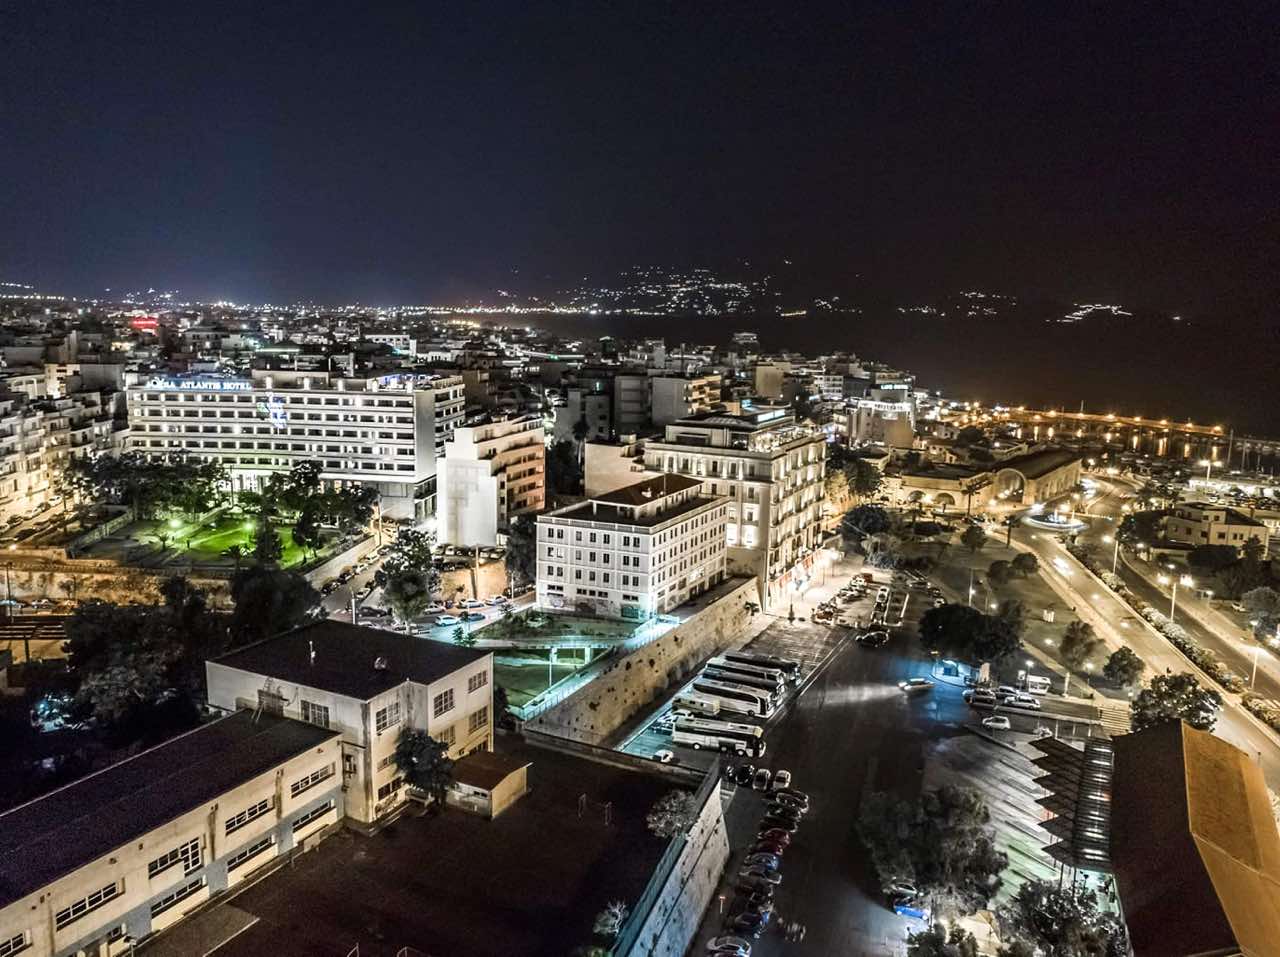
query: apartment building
[
  {"left": 206, "top": 621, "right": 494, "bottom": 825},
  {"left": 438, "top": 414, "right": 545, "bottom": 546},
  {"left": 650, "top": 372, "right": 722, "bottom": 427},
  {"left": 1164, "top": 502, "right": 1269, "bottom": 557},
  {"left": 644, "top": 407, "right": 826, "bottom": 609},
  {"left": 0, "top": 710, "right": 343, "bottom": 957},
  {"left": 536, "top": 473, "right": 727, "bottom": 620},
  {"left": 0, "top": 391, "right": 122, "bottom": 524},
  {"left": 124, "top": 369, "right": 463, "bottom": 519}
]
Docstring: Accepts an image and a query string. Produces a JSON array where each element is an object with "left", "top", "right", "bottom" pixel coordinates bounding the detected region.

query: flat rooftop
[
  {"left": 211, "top": 621, "right": 490, "bottom": 701},
  {"left": 207, "top": 739, "right": 679, "bottom": 957},
  {"left": 0, "top": 711, "right": 338, "bottom": 910}
]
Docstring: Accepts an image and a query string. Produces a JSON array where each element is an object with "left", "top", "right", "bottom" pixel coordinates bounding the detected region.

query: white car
[
  {"left": 982, "top": 715, "right": 1011, "bottom": 731},
  {"left": 434, "top": 614, "right": 461, "bottom": 626},
  {"left": 459, "top": 598, "right": 485, "bottom": 609},
  {"left": 771, "top": 769, "right": 792, "bottom": 790},
  {"left": 425, "top": 602, "right": 445, "bottom": 614},
  {"left": 485, "top": 595, "right": 508, "bottom": 605},
  {"left": 707, "top": 937, "right": 751, "bottom": 956},
  {"left": 898, "top": 677, "right": 935, "bottom": 694},
  {"left": 652, "top": 749, "right": 675, "bottom": 764}
]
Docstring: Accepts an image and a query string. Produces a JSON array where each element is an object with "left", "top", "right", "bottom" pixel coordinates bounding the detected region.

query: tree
[
  {"left": 960, "top": 525, "right": 987, "bottom": 555},
  {"left": 1188, "top": 544, "right": 1240, "bottom": 574},
  {"left": 858, "top": 784, "right": 1008, "bottom": 915},
  {"left": 592, "top": 901, "right": 629, "bottom": 939},
  {"left": 848, "top": 458, "right": 882, "bottom": 501},
  {"left": 494, "top": 684, "right": 515, "bottom": 729},
  {"left": 505, "top": 513, "right": 537, "bottom": 588},
  {"left": 393, "top": 728, "right": 454, "bottom": 804},
  {"left": 546, "top": 439, "right": 584, "bottom": 497},
  {"left": 375, "top": 527, "right": 440, "bottom": 592},
  {"left": 383, "top": 568, "right": 434, "bottom": 625},
  {"left": 1131, "top": 672, "right": 1223, "bottom": 732},
  {"left": 1102, "top": 647, "right": 1145, "bottom": 688},
  {"left": 1010, "top": 552, "right": 1039, "bottom": 578},
  {"left": 645, "top": 789, "right": 698, "bottom": 838},
  {"left": 824, "top": 467, "right": 853, "bottom": 513},
  {"left": 1059, "top": 621, "right": 1103, "bottom": 670},
  {"left": 453, "top": 625, "right": 476, "bottom": 647},
  {"left": 987, "top": 560, "right": 1012, "bottom": 587},
  {"left": 1001, "top": 880, "right": 1127, "bottom": 957},
  {"left": 228, "top": 567, "right": 320, "bottom": 646},
  {"left": 291, "top": 504, "right": 325, "bottom": 560},
  {"left": 1242, "top": 586, "right": 1280, "bottom": 636},
  {"left": 1242, "top": 535, "right": 1267, "bottom": 567},
  {"left": 996, "top": 942, "right": 1036, "bottom": 957},
  {"left": 919, "top": 604, "right": 1023, "bottom": 668},
  {"left": 844, "top": 503, "right": 892, "bottom": 537},
  {"left": 1117, "top": 509, "right": 1166, "bottom": 547},
  {"left": 252, "top": 521, "right": 284, "bottom": 566},
  {"left": 222, "top": 544, "right": 246, "bottom": 572},
  {"left": 907, "top": 924, "right": 980, "bottom": 957},
  {"left": 954, "top": 426, "right": 985, "bottom": 446}
]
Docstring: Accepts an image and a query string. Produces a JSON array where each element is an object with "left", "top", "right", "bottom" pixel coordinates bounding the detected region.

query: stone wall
[
  {"left": 302, "top": 535, "right": 377, "bottom": 586},
  {"left": 1, "top": 563, "right": 231, "bottom": 607},
  {"left": 524, "top": 576, "right": 758, "bottom": 744}
]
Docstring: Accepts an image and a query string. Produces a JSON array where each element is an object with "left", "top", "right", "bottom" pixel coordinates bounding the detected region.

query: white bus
[
  {"left": 723, "top": 651, "right": 801, "bottom": 681},
  {"left": 673, "top": 717, "right": 766, "bottom": 757},
  {"left": 707, "top": 656, "right": 787, "bottom": 690},
  {"left": 1025, "top": 675, "right": 1052, "bottom": 695},
  {"left": 692, "top": 678, "right": 775, "bottom": 718},
  {"left": 672, "top": 692, "right": 721, "bottom": 717},
  {"left": 704, "top": 666, "right": 783, "bottom": 697}
]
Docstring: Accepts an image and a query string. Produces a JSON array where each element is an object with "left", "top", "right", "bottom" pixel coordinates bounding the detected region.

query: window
[
  {"left": 290, "top": 764, "right": 335, "bottom": 799},
  {"left": 433, "top": 689, "right": 455, "bottom": 717},
  {"left": 377, "top": 777, "right": 404, "bottom": 801},
  {"left": 292, "top": 800, "right": 335, "bottom": 833},
  {"left": 226, "top": 797, "right": 272, "bottom": 835},
  {"left": 375, "top": 700, "right": 402, "bottom": 734},
  {"left": 55, "top": 881, "right": 120, "bottom": 930},
  {"left": 469, "top": 706, "right": 489, "bottom": 733},
  {"left": 148, "top": 838, "right": 202, "bottom": 879},
  {"left": 437, "top": 724, "right": 455, "bottom": 746},
  {"left": 0, "top": 932, "right": 29, "bottom": 957},
  {"left": 377, "top": 754, "right": 393, "bottom": 770},
  {"left": 467, "top": 671, "right": 488, "bottom": 693},
  {"left": 149, "top": 878, "right": 205, "bottom": 918},
  {"left": 226, "top": 835, "right": 275, "bottom": 873},
  {"left": 300, "top": 700, "right": 330, "bottom": 728}
]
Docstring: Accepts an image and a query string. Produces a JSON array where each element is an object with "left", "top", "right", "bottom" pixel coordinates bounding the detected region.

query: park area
[
  {"left": 78, "top": 512, "right": 325, "bottom": 570},
  {"left": 493, "top": 647, "right": 603, "bottom": 708}
]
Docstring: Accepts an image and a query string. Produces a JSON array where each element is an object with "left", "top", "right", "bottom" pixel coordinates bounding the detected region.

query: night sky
[{"left": 2, "top": 2, "right": 1276, "bottom": 311}]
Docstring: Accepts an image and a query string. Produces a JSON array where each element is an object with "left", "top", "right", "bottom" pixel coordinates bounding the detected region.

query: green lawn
[{"left": 179, "top": 517, "right": 307, "bottom": 568}]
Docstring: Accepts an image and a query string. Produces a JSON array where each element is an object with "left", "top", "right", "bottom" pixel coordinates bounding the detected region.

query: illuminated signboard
[{"left": 146, "top": 376, "right": 252, "bottom": 392}]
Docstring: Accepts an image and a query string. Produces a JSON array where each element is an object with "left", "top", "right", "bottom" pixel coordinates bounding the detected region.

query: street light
[
  {"left": 1157, "top": 573, "right": 1194, "bottom": 623},
  {"left": 1101, "top": 534, "right": 1120, "bottom": 575},
  {"left": 1199, "top": 458, "right": 1213, "bottom": 481}
]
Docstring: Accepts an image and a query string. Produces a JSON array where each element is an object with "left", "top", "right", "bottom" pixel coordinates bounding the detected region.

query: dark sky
[{"left": 2, "top": 2, "right": 1277, "bottom": 310}]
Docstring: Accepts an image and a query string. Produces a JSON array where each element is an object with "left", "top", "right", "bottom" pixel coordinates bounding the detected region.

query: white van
[{"left": 1025, "top": 675, "right": 1052, "bottom": 695}]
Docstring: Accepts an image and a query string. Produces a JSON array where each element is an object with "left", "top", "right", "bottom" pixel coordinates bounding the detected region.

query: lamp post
[
  {"left": 1102, "top": 534, "right": 1120, "bottom": 575},
  {"left": 1157, "top": 573, "right": 1194, "bottom": 623},
  {"left": 1199, "top": 458, "right": 1213, "bottom": 481}
]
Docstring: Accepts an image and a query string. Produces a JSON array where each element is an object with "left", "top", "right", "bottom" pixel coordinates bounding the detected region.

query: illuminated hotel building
[{"left": 124, "top": 370, "right": 463, "bottom": 519}]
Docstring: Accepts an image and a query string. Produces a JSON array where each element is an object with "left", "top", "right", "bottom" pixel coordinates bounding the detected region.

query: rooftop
[
  {"left": 994, "top": 447, "right": 1081, "bottom": 480},
  {"left": 1111, "top": 721, "right": 1280, "bottom": 957},
  {"left": 206, "top": 739, "right": 678, "bottom": 957},
  {"left": 211, "top": 621, "right": 490, "bottom": 701},
  {"left": 0, "top": 711, "right": 338, "bottom": 910},
  {"left": 452, "top": 748, "right": 532, "bottom": 791},
  {"left": 592, "top": 472, "right": 703, "bottom": 506}
]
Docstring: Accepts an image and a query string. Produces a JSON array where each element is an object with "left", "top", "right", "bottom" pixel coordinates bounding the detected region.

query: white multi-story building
[
  {"left": 649, "top": 372, "right": 722, "bottom": 427},
  {"left": 644, "top": 407, "right": 826, "bottom": 609},
  {"left": 0, "top": 709, "right": 344, "bottom": 957},
  {"left": 206, "top": 620, "right": 494, "bottom": 825},
  {"left": 536, "top": 473, "right": 727, "bottom": 620},
  {"left": 438, "top": 415, "right": 545, "bottom": 546},
  {"left": 0, "top": 391, "right": 122, "bottom": 523},
  {"left": 124, "top": 369, "right": 463, "bottom": 519}
]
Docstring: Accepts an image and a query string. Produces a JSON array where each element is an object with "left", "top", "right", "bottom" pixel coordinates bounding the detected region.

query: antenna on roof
[
  {"left": 309, "top": 640, "right": 316, "bottom": 666},
  {"left": 373, "top": 656, "right": 389, "bottom": 671}
]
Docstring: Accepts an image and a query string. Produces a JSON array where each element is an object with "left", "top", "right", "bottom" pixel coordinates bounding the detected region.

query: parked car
[
  {"left": 652, "top": 749, "right": 675, "bottom": 764},
  {"left": 738, "top": 867, "right": 782, "bottom": 885},
  {"left": 434, "top": 614, "right": 461, "bottom": 626},
  {"left": 885, "top": 880, "right": 920, "bottom": 901},
  {"left": 771, "top": 793, "right": 807, "bottom": 814},
  {"left": 933, "top": 598, "right": 946, "bottom": 607},
  {"left": 772, "top": 787, "right": 810, "bottom": 809},
  {"left": 461, "top": 611, "right": 485, "bottom": 623},
  {"left": 751, "top": 840, "right": 787, "bottom": 857},
  {"left": 730, "top": 909, "right": 771, "bottom": 939},
  {"left": 982, "top": 715, "right": 1012, "bottom": 731},
  {"left": 759, "top": 815, "right": 798, "bottom": 833},
  {"left": 736, "top": 875, "right": 777, "bottom": 896},
  {"left": 752, "top": 768, "right": 773, "bottom": 791},
  {"left": 742, "top": 852, "right": 782, "bottom": 869},
  {"left": 755, "top": 828, "right": 792, "bottom": 845},
  {"left": 766, "top": 801, "right": 802, "bottom": 820},
  {"left": 707, "top": 937, "right": 751, "bottom": 956},
  {"left": 1003, "top": 693, "right": 1041, "bottom": 710},
  {"left": 425, "top": 602, "right": 445, "bottom": 614},
  {"left": 459, "top": 598, "right": 484, "bottom": 609},
  {"left": 771, "top": 769, "right": 792, "bottom": 790},
  {"left": 964, "top": 689, "right": 998, "bottom": 707},
  {"left": 857, "top": 630, "right": 890, "bottom": 648},
  {"left": 733, "top": 765, "right": 756, "bottom": 787},
  {"left": 898, "top": 677, "right": 935, "bottom": 694}
]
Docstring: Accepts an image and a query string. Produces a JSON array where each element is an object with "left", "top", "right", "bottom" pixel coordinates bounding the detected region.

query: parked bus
[
  {"left": 704, "top": 666, "right": 783, "bottom": 697},
  {"left": 673, "top": 717, "right": 766, "bottom": 757},
  {"left": 707, "top": 656, "right": 787, "bottom": 689},
  {"left": 723, "top": 651, "right": 801, "bottom": 681},
  {"left": 672, "top": 692, "right": 721, "bottom": 717},
  {"left": 1025, "top": 675, "right": 1052, "bottom": 695},
  {"left": 691, "top": 678, "right": 775, "bottom": 718}
]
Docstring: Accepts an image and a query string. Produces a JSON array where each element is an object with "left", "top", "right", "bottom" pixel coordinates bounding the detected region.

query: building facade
[
  {"left": 0, "top": 711, "right": 343, "bottom": 957},
  {"left": 437, "top": 414, "right": 545, "bottom": 546},
  {"left": 124, "top": 370, "right": 463, "bottom": 519},
  {"left": 643, "top": 408, "right": 825, "bottom": 609},
  {"left": 206, "top": 621, "right": 494, "bottom": 826},
  {"left": 536, "top": 473, "right": 728, "bottom": 620},
  {"left": 1164, "top": 502, "right": 1269, "bottom": 557},
  {"left": 649, "top": 373, "right": 722, "bottom": 427}
]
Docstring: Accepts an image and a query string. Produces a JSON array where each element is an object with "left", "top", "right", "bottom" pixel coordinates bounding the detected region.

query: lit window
[{"left": 433, "top": 689, "right": 455, "bottom": 717}]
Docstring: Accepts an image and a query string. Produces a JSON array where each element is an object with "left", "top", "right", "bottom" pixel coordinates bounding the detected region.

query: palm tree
[{"left": 222, "top": 544, "right": 245, "bottom": 572}]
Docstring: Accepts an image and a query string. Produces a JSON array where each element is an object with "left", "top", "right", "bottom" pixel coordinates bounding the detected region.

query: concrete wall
[
  {"left": 524, "top": 577, "right": 758, "bottom": 744},
  {"left": 0, "top": 562, "right": 231, "bottom": 607},
  {"left": 623, "top": 775, "right": 730, "bottom": 957},
  {"left": 302, "top": 534, "right": 377, "bottom": 586}
]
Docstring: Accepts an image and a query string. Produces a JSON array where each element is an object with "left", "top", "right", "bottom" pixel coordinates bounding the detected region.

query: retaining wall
[{"left": 524, "top": 576, "right": 758, "bottom": 744}]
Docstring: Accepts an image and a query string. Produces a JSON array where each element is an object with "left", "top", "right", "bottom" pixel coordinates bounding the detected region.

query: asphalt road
[{"left": 1010, "top": 481, "right": 1280, "bottom": 792}]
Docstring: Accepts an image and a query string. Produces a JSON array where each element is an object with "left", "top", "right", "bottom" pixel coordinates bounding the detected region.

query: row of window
[
  {"left": 226, "top": 797, "right": 272, "bottom": 835},
  {"left": 54, "top": 880, "right": 119, "bottom": 930},
  {"left": 290, "top": 763, "right": 335, "bottom": 799},
  {"left": 226, "top": 835, "right": 276, "bottom": 873},
  {"left": 150, "top": 877, "right": 205, "bottom": 918},
  {"left": 147, "top": 838, "right": 201, "bottom": 880}
]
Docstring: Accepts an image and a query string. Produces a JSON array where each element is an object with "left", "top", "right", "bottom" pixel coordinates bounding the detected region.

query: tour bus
[
  {"left": 703, "top": 666, "right": 784, "bottom": 697},
  {"left": 723, "top": 651, "right": 801, "bottom": 681},
  {"left": 1025, "top": 675, "right": 1052, "bottom": 695},
  {"left": 672, "top": 692, "right": 722, "bottom": 717},
  {"left": 673, "top": 717, "right": 766, "bottom": 757},
  {"left": 691, "top": 678, "right": 775, "bottom": 718},
  {"left": 706, "top": 656, "right": 787, "bottom": 690}
]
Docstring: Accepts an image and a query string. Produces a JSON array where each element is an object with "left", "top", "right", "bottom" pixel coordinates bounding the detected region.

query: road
[{"left": 1009, "top": 480, "right": 1280, "bottom": 791}]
